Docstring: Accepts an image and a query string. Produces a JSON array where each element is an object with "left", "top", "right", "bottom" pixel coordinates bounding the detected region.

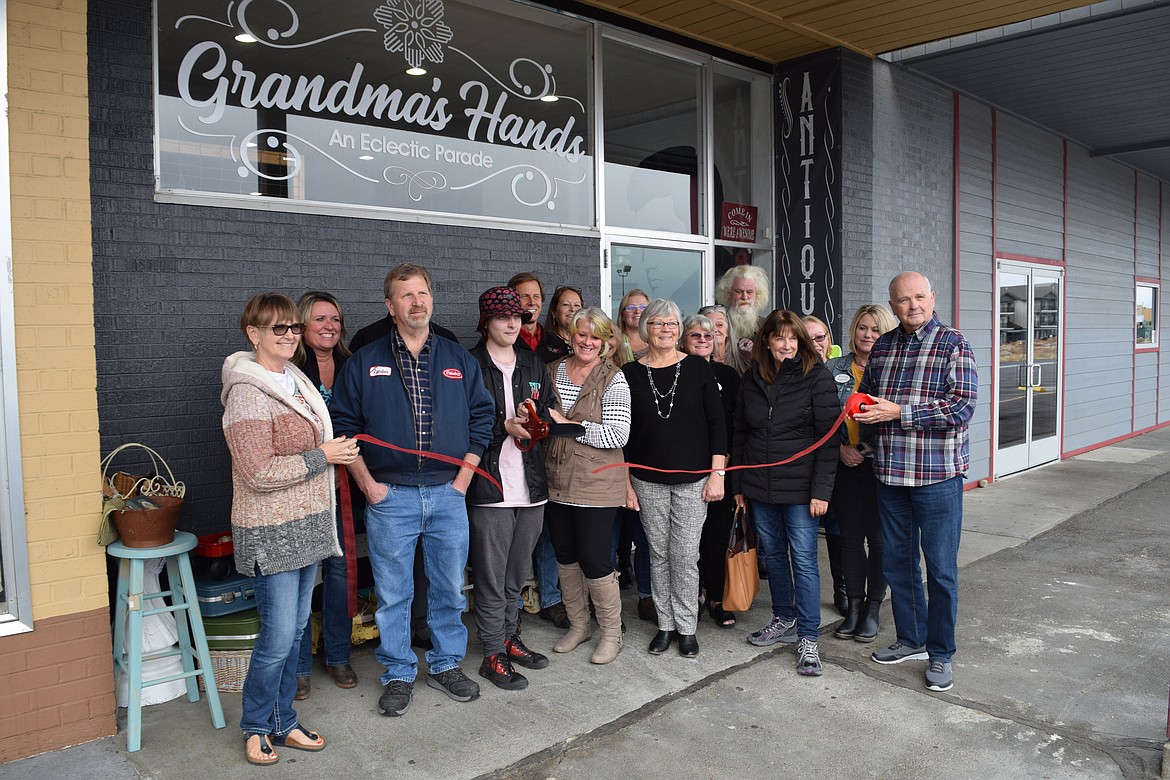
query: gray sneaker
[
  {"left": 747, "top": 615, "right": 798, "bottom": 647},
  {"left": 378, "top": 679, "right": 413, "bottom": 717},
  {"left": 871, "top": 641, "right": 929, "bottom": 664},
  {"left": 796, "top": 637, "right": 823, "bottom": 676},
  {"left": 925, "top": 659, "right": 953, "bottom": 691},
  {"left": 426, "top": 667, "right": 481, "bottom": 702}
]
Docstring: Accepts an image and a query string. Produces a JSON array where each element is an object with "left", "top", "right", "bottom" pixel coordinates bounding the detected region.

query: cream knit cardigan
[{"left": 221, "top": 350, "right": 342, "bottom": 576}]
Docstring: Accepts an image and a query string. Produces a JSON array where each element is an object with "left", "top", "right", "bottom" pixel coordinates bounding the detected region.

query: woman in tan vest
[{"left": 544, "top": 308, "right": 631, "bottom": 664}]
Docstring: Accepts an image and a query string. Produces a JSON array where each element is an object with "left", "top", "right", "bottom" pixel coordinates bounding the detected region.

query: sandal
[
  {"left": 272, "top": 726, "right": 326, "bottom": 752},
  {"left": 244, "top": 734, "right": 279, "bottom": 766},
  {"left": 707, "top": 601, "right": 736, "bottom": 629}
]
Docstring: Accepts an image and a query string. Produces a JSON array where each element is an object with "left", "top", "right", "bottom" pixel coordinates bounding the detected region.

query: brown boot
[
  {"left": 552, "top": 563, "right": 592, "bottom": 653},
  {"left": 585, "top": 571, "right": 623, "bottom": 665}
]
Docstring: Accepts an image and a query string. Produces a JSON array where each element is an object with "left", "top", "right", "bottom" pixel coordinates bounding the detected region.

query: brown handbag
[{"left": 722, "top": 504, "right": 760, "bottom": 612}]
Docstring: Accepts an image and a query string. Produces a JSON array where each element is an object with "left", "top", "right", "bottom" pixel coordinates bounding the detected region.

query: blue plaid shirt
[
  {"left": 393, "top": 328, "right": 434, "bottom": 455},
  {"left": 859, "top": 313, "right": 977, "bottom": 486}
]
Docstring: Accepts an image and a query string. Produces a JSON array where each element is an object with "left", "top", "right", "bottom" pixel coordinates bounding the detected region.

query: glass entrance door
[
  {"left": 995, "top": 262, "right": 1063, "bottom": 477},
  {"left": 608, "top": 243, "right": 705, "bottom": 319}
]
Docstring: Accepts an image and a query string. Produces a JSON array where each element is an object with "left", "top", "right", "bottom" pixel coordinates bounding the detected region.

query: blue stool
[{"left": 109, "top": 531, "right": 226, "bottom": 752}]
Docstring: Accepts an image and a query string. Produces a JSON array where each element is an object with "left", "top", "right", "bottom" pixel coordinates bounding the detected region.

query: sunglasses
[
  {"left": 810, "top": 334, "right": 827, "bottom": 343},
  {"left": 686, "top": 333, "right": 713, "bottom": 341},
  {"left": 266, "top": 323, "right": 305, "bottom": 336}
]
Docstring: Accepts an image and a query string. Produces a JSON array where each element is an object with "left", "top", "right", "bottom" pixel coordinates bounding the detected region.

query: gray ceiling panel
[{"left": 899, "top": 2, "right": 1170, "bottom": 182}]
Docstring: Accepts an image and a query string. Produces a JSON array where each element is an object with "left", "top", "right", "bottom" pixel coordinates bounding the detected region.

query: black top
[
  {"left": 349, "top": 314, "right": 460, "bottom": 353},
  {"left": 709, "top": 359, "right": 740, "bottom": 450},
  {"left": 294, "top": 346, "right": 349, "bottom": 406},
  {"left": 731, "top": 358, "right": 839, "bottom": 505},
  {"left": 516, "top": 324, "right": 572, "bottom": 364},
  {"left": 621, "top": 354, "right": 728, "bottom": 485}
]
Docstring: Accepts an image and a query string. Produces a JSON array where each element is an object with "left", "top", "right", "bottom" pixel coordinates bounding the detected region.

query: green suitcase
[{"left": 202, "top": 608, "right": 261, "bottom": 650}]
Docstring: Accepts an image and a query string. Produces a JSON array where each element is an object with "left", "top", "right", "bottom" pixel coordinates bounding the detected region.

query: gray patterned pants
[{"left": 631, "top": 476, "right": 707, "bottom": 635}]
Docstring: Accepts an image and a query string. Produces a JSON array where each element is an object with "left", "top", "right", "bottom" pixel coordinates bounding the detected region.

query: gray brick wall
[
  {"left": 90, "top": 0, "right": 599, "bottom": 534},
  {"left": 840, "top": 55, "right": 955, "bottom": 321}
]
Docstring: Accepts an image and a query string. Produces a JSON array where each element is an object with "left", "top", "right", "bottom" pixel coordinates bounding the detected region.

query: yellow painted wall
[{"left": 8, "top": 0, "right": 105, "bottom": 620}]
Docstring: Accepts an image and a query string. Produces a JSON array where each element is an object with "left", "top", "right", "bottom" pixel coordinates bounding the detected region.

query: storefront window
[
  {"left": 156, "top": 0, "right": 594, "bottom": 226},
  {"left": 713, "top": 64, "right": 772, "bottom": 282},
  {"left": 602, "top": 39, "right": 704, "bottom": 236},
  {"left": 1136, "top": 283, "right": 1158, "bottom": 347}
]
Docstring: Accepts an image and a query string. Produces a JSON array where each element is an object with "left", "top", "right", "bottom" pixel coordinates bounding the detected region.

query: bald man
[{"left": 853, "top": 271, "right": 977, "bottom": 693}]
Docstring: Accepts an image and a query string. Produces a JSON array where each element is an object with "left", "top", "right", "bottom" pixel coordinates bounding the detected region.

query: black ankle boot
[
  {"left": 854, "top": 600, "right": 881, "bottom": 643},
  {"left": 825, "top": 534, "right": 847, "bottom": 616},
  {"left": 834, "top": 597, "right": 864, "bottom": 639}
]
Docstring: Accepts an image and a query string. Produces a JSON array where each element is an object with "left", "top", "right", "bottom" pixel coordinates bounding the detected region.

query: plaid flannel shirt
[
  {"left": 393, "top": 328, "right": 434, "bottom": 455},
  {"left": 859, "top": 313, "right": 977, "bottom": 487}
]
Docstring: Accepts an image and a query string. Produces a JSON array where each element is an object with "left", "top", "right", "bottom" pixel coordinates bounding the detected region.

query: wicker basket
[{"left": 197, "top": 649, "right": 251, "bottom": 693}]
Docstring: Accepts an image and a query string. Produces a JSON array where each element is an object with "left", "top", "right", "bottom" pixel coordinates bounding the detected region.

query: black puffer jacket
[
  {"left": 731, "top": 358, "right": 840, "bottom": 505},
  {"left": 466, "top": 341, "right": 555, "bottom": 505}
]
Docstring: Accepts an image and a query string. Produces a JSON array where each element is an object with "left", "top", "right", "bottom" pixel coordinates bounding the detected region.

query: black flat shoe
[
  {"left": 648, "top": 630, "right": 675, "bottom": 654},
  {"left": 677, "top": 633, "right": 699, "bottom": 657}
]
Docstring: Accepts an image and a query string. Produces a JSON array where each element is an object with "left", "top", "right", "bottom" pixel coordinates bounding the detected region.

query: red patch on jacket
[{"left": 442, "top": 368, "right": 463, "bottom": 380}]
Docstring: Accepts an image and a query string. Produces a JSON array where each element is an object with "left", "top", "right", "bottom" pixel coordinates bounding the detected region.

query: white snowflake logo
[{"left": 374, "top": 0, "right": 454, "bottom": 69}]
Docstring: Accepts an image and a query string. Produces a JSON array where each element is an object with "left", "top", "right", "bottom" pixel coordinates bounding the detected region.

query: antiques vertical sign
[{"left": 775, "top": 50, "right": 842, "bottom": 337}]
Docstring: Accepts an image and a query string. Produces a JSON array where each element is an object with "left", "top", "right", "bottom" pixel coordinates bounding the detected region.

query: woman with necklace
[
  {"left": 733, "top": 310, "right": 839, "bottom": 678},
  {"left": 825, "top": 304, "right": 898, "bottom": 642},
  {"left": 622, "top": 299, "right": 727, "bottom": 658},
  {"left": 544, "top": 308, "right": 631, "bottom": 665},
  {"left": 291, "top": 291, "right": 357, "bottom": 699}
]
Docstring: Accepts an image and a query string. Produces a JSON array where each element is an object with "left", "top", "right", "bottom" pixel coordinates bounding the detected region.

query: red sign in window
[{"left": 720, "top": 202, "right": 758, "bottom": 243}]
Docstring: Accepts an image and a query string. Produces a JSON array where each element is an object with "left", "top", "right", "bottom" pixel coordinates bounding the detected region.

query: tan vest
[{"left": 545, "top": 359, "right": 626, "bottom": 506}]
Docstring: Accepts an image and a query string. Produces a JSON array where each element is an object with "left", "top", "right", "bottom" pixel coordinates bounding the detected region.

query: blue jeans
[
  {"left": 297, "top": 515, "right": 353, "bottom": 674},
  {"left": 751, "top": 501, "right": 821, "bottom": 639},
  {"left": 533, "top": 522, "right": 561, "bottom": 608},
  {"left": 240, "top": 562, "right": 317, "bottom": 737},
  {"left": 611, "top": 508, "right": 652, "bottom": 598},
  {"left": 364, "top": 482, "right": 469, "bottom": 684},
  {"left": 875, "top": 475, "right": 963, "bottom": 662}
]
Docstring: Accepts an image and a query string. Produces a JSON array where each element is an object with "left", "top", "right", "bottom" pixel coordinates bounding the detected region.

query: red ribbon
[
  {"left": 336, "top": 434, "right": 502, "bottom": 618},
  {"left": 591, "top": 407, "right": 848, "bottom": 477}
]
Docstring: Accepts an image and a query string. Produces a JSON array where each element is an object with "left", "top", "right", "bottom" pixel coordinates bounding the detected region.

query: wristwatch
[{"left": 714, "top": 469, "right": 726, "bottom": 477}]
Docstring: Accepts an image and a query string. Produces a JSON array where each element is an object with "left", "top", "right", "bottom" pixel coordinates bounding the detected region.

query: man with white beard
[{"left": 714, "top": 265, "right": 771, "bottom": 362}]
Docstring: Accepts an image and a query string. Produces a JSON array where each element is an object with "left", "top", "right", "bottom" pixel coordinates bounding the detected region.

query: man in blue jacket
[{"left": 331, "top": 263, "right": 494, "bottom": 717}]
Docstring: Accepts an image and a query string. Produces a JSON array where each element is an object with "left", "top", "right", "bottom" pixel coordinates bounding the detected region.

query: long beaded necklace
[{"left": 645, "top": 359, "right": 682, "bottom": 419}]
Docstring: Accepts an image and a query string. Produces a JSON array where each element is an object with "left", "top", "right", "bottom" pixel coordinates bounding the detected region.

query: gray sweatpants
[
  {"left": 632, "top": 477, "right": 707, "bottom": 635},
  {"left": 468, "top": 504, "right": 545, "bottom": 656}
]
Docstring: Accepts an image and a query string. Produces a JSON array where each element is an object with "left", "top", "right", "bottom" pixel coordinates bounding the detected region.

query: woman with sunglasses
[
  {"left": 679, "top": 313, "right": 740, "bottom": 628},
  {"left": 222, "top": 293, "right": 356, "bottom": 766},
  {"left": 623, "top": 299, "right": 727, "bottom": 658},
  {"left": 616, "top": 289, "right": 651, "bottom": 365},
  {"left": 699, "top": 304, "right": 747, "bottom": 375},
  {"left": 800, "top": 314, "right": 847, "bottom": 617}
]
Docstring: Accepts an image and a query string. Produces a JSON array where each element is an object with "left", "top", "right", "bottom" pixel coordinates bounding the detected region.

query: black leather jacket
[{"left": 466, "top": 341, "right": 555, "bottom": 505}]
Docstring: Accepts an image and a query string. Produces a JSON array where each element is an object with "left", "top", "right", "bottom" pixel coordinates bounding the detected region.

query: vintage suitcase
[
  {"left": 202, "top": 608, "right": 261, "bottom": 650},
  {"left": 195, "top": 571, "right": 256, "bottom": 616}
]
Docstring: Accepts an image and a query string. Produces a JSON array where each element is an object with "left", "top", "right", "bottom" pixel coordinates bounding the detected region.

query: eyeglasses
[
  {"left": 624, "top": 304, "right": 647, "bottom": 312},
  {"left": 810, "top": 334, "right": 827, "bottom": 343},
  {"left": 266, "top": 323, "right": 305, "bottom": 336},
  {"left": 647, "top": 320, "right": 680, "bottom": 330},
  {"left": 686, "top": 333, "right": 713, "bottom": 341}
]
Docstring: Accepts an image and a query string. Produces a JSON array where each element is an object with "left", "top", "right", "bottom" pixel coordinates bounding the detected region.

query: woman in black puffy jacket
[{"left": 732, "top": 310, "right": 839, "bottom": 678}]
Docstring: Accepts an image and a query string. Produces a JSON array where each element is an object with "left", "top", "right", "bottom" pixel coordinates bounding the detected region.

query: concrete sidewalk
[{"left": 5, "top": 428, "right": 1170, "bottom": 779}]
